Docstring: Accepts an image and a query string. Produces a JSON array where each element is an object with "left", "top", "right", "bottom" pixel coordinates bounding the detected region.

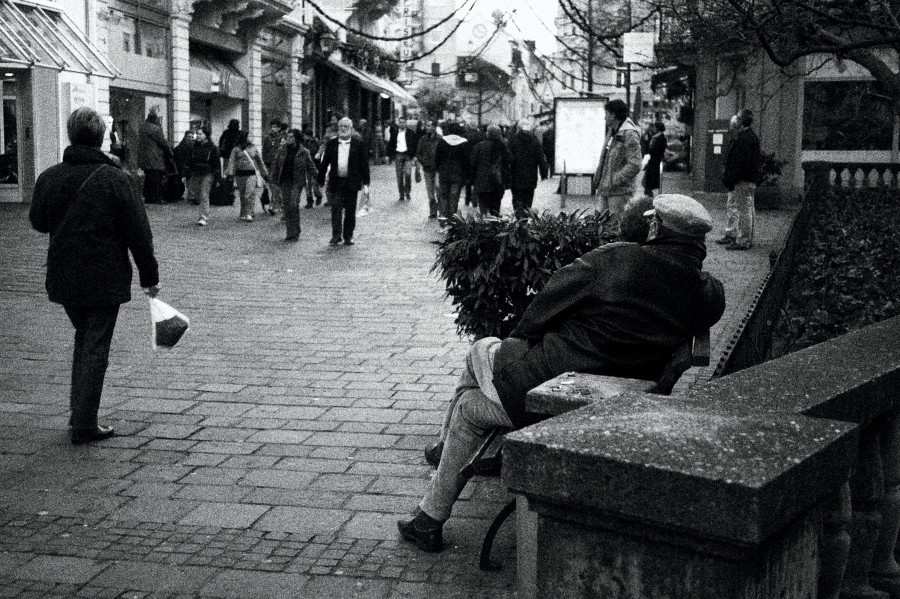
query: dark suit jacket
[
  {"left": 317, "top": 136, "right": 370, "bottom": 193},
  {"left": 386, "top": 126, "right": 419, "bottom": 159}
]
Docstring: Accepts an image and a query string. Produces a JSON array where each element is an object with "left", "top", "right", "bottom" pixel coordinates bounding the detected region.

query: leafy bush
[
  {"left": 774, "top": 187, "right": 900, "bottom": 354},
  {"left": 432, "top": 211, "right": 618, "bottom": 340},
  {"left": 760, "top": 152, "right": 787, "bottom": 187}
]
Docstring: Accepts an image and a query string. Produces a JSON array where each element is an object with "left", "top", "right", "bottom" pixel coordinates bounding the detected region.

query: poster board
[{"left": 554, "top": 97, "right": 606, "bottom": 175}]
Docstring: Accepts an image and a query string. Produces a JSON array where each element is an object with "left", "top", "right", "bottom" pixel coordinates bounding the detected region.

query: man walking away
[
  {"left": 387, "top": 117, "right": 418, "bottom": 202},
  {"left": 719, "top": 108, "right": 762, "bottom": 251},
  {"left": 434, "top": 122, "right": 472, "bottom": 231},
  {"left": 508, "top": 118, "right": 549, "bottom": 216},
  {"left": 30, "top": 107, "right": 160, "bottom": 445},
  {"left": 591, "top": 99, "right": 642, "bottom": 222},
  {"left": 317, "top": 117, "right": 370, "bottom": 246},
  {"left": 470, "top": 124, "right": 511, "bottom": 217},
  {"left": 643, "top": 122, "right": 668, "bottom": 196},
  {"left": 415, "top": 119, "right": 441, "bottom": 219},
  {"left": 137, "top": 108, "right": 174, "bottom": 204}
]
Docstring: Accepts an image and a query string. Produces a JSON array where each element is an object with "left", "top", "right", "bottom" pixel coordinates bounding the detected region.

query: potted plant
[{"left": 756, "top": 152, "right": 787, "bottom": 209}]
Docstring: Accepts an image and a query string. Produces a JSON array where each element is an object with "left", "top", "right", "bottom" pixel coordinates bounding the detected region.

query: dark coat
[
  {"left": 508, "top": 130, "right": 548, "bottom": 191},
  {"left": 470, "top": 138, "right": 511, "bottom": 193},
  {"left": 434, "top": 134, "right": 472, "bottom": 185},
  {"left": 492, "top": 236, "right": 725, "bottom": 427},
  {"left": 722, "top": 127, "right": 762, "bottom": 191},
  {"left": 542, "top": 126, "right": 555, "bottom": 174},
  {"left": 136, "top": 118, "right": 173, "bottom": 172},
  {"left": 187, "top": 139, "right": 221, "bottom": 178},
  {"left": 386, "top": 125, "right": 419, "bottom": 158},
  {"left": 172, "top": 137, "right": 193, "bottom": 175},
  {"left": 219, "top": 127, "right": 241, "bottom": 163},
  {"left": 643, "top": 132, "right": 667, "bottom": 191},
  {"left": 316, "top": 136, "right": 370, "bottom": 193},
  {"left": 29, "top": 146, "right": 159, "bottom": 306},
  {"left": 271, "top": 143, "right": 317, "bottom": 190},
  {"left": 415, "top": 132, "right": 441, "bottom": 172}
]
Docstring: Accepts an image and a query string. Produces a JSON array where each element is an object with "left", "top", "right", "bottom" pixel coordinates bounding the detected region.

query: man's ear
[{"left": 647, "top": 217, "right": 659, "bottom": 241}]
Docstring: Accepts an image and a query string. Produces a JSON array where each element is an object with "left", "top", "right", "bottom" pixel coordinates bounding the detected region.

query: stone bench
[{"left": 504, "top": 314, "right": 900, "bottom": 599}]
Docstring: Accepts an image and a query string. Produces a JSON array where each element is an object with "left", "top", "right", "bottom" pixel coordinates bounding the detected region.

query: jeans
[
  {"left": 395, "top": 153, "right": 413, "bottom": 199},
  {"left": 330, "top": 181, "right": 358, "bottom": 242},
  {"left": 281, "top": 183, "right": 302, "bottom": 239},
  {"left": 64, "top": 305, "right": 120, "bottom": 432},
  {"left": 438, "top": 180, "right": 464, "bottom": 226},
  {"left": 725, "top": 181, "right": 755, "bottom": 247},
  {"left": 236, "top": 174, "right": 260, "bottom": 218},
  {"left": 511, "top": 188, "right": 535, "bottom": 216},
  {"left": 421, "top": 338, "right": 512, "bottom": 522},
  {"left": 189, "top": 173, "right": 213, "bottom": 220},
  {"left": 423, "top": 169, "right": 438, "bottom": 217}
]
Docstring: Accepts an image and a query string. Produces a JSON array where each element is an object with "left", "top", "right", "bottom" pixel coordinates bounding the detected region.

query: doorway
[{"left": 0, "top": 70, "right": 20, "bottom": 202}]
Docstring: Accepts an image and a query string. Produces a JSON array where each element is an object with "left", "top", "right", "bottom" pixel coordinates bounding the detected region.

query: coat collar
[{"left": 63, "top": 145, "right": 120, "bottom": 168}]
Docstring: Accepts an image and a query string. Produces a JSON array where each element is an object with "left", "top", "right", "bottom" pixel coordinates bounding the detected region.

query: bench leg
[{"left": 480, "top": 499, "right": 516, "bottom": 571}]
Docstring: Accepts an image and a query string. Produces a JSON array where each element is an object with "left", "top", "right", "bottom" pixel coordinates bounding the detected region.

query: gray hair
[
  {"left": 67, "top": 106, "right": 106, "bottom": 147},
  {"left": 338, "top": 117, "right": 353, "bottom": 128},
  {"left": 516, "top": 118, "right": 533, "bottom": 132}
]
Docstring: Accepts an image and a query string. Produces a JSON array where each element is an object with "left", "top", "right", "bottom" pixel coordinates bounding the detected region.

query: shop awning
[
  {"left": 0, "top": 0, "right": 118, "bottom": 77},
  {"left": 326, "top": 57, "right": 417, "bottom": 106},
  {"left": 190, "top": 49, "right": 249, "bottom": 99}
]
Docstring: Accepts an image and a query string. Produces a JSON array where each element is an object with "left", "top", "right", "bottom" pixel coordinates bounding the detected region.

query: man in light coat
[{"left": 591, "top": 99, "right": 643, "bottom": 221}]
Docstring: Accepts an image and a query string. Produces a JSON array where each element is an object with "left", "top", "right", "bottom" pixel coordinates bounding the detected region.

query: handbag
[
  {"left": 414, "top": 162, "right": 422, "bottom": 183},
  {"left": 242, "top": 148, "right": 264, "bottom": 189},
  {"left": 209, "top": 176, "right": 234, "bottom": 206}
]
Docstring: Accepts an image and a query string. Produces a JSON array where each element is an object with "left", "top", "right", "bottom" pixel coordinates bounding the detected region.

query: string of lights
[
  {"left": 407, "top": 25, "right": 502, "bottom": 77},
  {"left": 304, "top": 0, "right": 476, "bottom": 42}
]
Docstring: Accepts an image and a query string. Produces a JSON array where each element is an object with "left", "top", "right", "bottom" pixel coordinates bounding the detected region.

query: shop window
[
  {"left": 1, "top": 79, "right": 17, "bottom": 184},
  {"left": 140, "top": 21, "right": 167, "bottom": 59},
  {"left": 803, "top": 80, "right": 893, "bottom": 151},
  {"left": 114, "top": 13, "right": 166, "bottom": 60}
]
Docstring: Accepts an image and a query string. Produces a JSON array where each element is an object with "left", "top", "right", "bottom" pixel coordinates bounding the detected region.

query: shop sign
[{"left": 67, "top": 82, "right": 96, "bottom": 111}]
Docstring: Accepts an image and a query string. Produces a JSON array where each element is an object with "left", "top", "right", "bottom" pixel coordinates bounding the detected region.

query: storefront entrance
[{"left": 0, "top": 70, "right": 20, "bottom": 203}]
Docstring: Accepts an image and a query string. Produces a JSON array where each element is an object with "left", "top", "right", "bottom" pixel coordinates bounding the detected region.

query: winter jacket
[
  {"left": 415, "top": 132, "right": 441, "bottom": 172},
  {"left": 271, "top": 143, "right": 317, "bottom": 190},
  {"left": 29, "top": 145, "right": 159, "bottom": 306},
  {"left": 508, "top": 130, "right": 549, "bottom": 191},
  {"left": 722, "top": 127, "right": 762, "bottom": 191},
  {"left": 434, "top": 134, "right": 471, "bottom": 185},
  {"left": 470, "top": 138, "right": 511, "bottom": 193},
  {"left": 187, "top": 140, "right": 221, "bottom": 178},
  {"left": 592, "top": 118, "right": 642, "bottom": 197},
  {"left": 136, "top": 118, "right": 173, "bottom": 172},
  {"left": 387, "top": 125, "right": 419, "bottom": 158},
  {"left": 172, "top": 137, "right": 193, "bottom": 175},
  {"left": 262, "top": 132, "right": 285, "bottom": 167},
  {"left": 219, "top": 127, "right": 241, "bottom": 163},
  {"left": 643, "top": 132, "right": 667, "bottom": 191},
  {"left": 226, "top": 144, "right": 269, "bottom": 179},
  {"left": 492, "top": 235, "right": 725, "bottom": 427}
]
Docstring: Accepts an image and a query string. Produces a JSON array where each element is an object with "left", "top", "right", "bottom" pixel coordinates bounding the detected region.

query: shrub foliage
[
  {"left": 775, "top": 187, "right": 900, "bottom": 353},
  {"left": 432, "top": 211, "right": 618, "bottom": 340}
]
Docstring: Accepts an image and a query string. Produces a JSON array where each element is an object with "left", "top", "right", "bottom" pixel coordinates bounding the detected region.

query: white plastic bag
[
  {"left": 149, "top": 297, "right": 190, "bottom": 350},
  {"left": 356, "top": 188, "right": 372, "bottom": 217}
]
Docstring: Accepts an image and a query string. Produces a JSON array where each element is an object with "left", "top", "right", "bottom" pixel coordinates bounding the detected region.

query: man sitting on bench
[{"left": 398, "top": 194, "right": 727, "bottom": 553}]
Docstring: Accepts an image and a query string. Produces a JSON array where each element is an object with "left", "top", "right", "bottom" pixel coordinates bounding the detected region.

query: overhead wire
[{"left": 304, "top": 0, "right": 476, "bottom": 42}]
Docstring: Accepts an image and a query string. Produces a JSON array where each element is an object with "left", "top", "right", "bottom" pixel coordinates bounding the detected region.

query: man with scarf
[{"left": 398, "top": 194, "right": 726, "bottom": 553}]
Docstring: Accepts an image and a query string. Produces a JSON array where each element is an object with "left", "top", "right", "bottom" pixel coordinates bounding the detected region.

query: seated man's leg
[{"left": 400, "top": 388, "right": 512, "bottom": 552}]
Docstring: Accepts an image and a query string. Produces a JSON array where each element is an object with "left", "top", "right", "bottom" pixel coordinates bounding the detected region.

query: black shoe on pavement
[
  {"left": 329, "top": 238, "right": 341, "bottom": 246},
  {"left": 397, "top": 511, "right": 444, "bottom": 553},
  {"left": 424, "top": 442, "right": 443, "bottom": 468},
  {"left": 715, "top": 236, "right": 736, "bottom": 245},
  {"left": 344, "top": 239, "right": 354, "bottom": 246},
  {"left": 71, "top": 425, "right": 115, "bottom": 445}
]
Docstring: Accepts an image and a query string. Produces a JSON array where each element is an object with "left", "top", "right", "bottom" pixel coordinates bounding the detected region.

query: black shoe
[
  {"left": 329, "top": 238, "right": 341, "bottom": 246},
  {"left": 344, "top": 239, "right": 354, "bottom": 246},
  {"left": 71, "top": 425, "right": 115, "bottom": 445},
  {"left": 315, "top": 199, "right": 322, "bottom": 206},
  {"left": 715, "top": 236, "right": 736, "bottom": 245},
  {"left": 305, "top": 204, "right": 313, "bottom": 209},
  {"left": 285, "top": 236, "right": 299, "bottom": 242},
  {"left": 428, "top": 214, "right": 437, "bottom": 219},
  {"left": 397, "top": 512, "right": 443, "bottom": 553},
  {"left": 398, "top": 197, "right": 405, "bottom": 202},
  {"left": 424, "top": 442, "right": 443, "bottom": 468}
]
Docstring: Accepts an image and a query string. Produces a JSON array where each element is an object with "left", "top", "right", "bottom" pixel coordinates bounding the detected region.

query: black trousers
[
  {"left": 64, "top": 305, "right": 120, "bottom": 432},
  {"left": 478, "top": 190, "right": 503, "bottom": 216},
  {"left": 143, "top": 169, "right": 166, "bottom": 204},
  {"left": 330, "top": 180, "right": 358, "bottom": 242},
  {"left": 512, "top": 188, "right": 535, "bottom": 216}
]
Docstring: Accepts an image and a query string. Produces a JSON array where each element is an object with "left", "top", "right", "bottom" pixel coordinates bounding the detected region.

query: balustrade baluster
[
  {"left": 821, "top": 481, "right": 853, "bottom": 599},
  {"left": 871, "top": 412, "right": 900, "bottom": 595}
]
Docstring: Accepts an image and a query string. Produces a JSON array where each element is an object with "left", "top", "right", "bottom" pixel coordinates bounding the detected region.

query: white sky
[{"left": 466, "top": 0, "right": 559, "bottom": 54}]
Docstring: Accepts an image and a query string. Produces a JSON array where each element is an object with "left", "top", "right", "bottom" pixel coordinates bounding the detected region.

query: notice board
[{"left": 554, "top": 97, "right": 606, "bottom": 175}]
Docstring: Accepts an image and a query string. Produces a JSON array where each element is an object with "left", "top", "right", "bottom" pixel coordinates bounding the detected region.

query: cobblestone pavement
[{"left": 0, "top": 165, "right": 795, "bottom": 598}]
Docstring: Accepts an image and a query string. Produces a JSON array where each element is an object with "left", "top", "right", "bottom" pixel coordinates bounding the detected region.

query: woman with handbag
[
  {"left": 226, "top": 131, "right": 269, "bottom": 221},
  {"left": 469, "top": 124, "right": 511, "bottom": 217}
]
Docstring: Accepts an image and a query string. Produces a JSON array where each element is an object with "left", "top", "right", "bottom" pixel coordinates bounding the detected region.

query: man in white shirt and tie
[
  {"left": 317, "top": 117, "right": 371, "bottom": 246},
  {"left": 388, "top": 117, "right": 419, "bottom": 202}
]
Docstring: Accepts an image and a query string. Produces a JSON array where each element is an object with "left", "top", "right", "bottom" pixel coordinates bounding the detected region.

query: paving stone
[
  {"left": 90, "top": 562, "right": 216, "bottom": 593},
  {"left": 300, "top": 575, "right": 392, "bottom": 598},
  {"left": 15, "top": 555, "right": 106, "bottom": 585},
  {"left": 342, "top": 513, "right": 406, "bottom": 541},
  {"left": 239, "top": 469, "right": 318, "bottom": 489},
  {"left": 178, "top": 503, "right": 269, "bottom": 528},
  {"left": 109, "top": 497, "right": 198, "bottom": 524},
  {"left": 116, "top": 399, "right": 197, "bottom": 414},
  {"left": 305, "top": 432, "right": 399, "bottom": 449},
  {"left": 244, "top": 430, "right": 314, "bottom": 445},
  {"left": 201, "top": 570, "right": 309, "bottom": 599},
  {"left": 254, "top": 507, "right": 351, "bottom": 536}
]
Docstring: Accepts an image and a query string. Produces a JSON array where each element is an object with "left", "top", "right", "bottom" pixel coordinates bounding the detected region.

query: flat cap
[{"left": 643, "top": 194, "right": 713, "bottom": 237}]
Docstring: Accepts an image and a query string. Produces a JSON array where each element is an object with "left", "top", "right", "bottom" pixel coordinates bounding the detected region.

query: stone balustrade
[
  {"left": 803, "top": 161, "right": 900, "bottom": 189},
  {"left": 506, "top": 314, "right": 900, "bottom": 598}
]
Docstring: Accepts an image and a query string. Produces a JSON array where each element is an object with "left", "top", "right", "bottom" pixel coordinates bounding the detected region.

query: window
[
  {"left": 802, "top": 81, "right": 893, "bottom": 151},
  {"left": 140, "top": 21, "right": 167, "bottom": 59},
  {"left": 1, "top": 79, "right": 17, "bottom": 184},
  {"left": 114, "top": 13, "right": 166, "bottom": 60},
  {"left": 431, "top": 62, "right": 440, "bottom": 76},
  {"left": 616, "top": 69, "right": 625, "bottom": 87}
]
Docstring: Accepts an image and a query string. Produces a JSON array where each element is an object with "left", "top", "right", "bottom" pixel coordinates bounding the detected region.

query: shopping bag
[
  {"left": 356, "top": 188, "right": 372, "bottom": 217},
  {"left": 210, "top": 176, "right": 235, "bottom": 206},
  {"left": 149, "top": 297, "right": 190, "bottom": 350},
  {"left": 414, "top": 163, "right": 422, "bottom": 183}
]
